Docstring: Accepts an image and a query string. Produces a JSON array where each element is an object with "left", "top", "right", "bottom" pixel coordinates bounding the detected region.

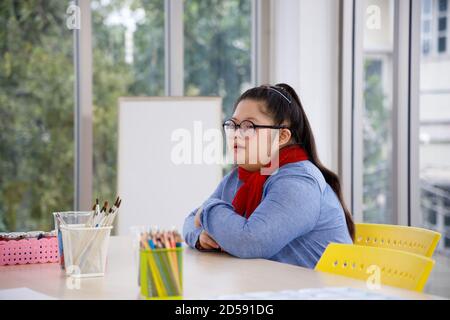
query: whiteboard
[{"left": 117, "top": 97, "right": 223, "bottom": 235}]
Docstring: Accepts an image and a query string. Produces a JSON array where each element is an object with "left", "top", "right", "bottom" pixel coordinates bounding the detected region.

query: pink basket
[{"left": 0, "top": 237, "right": 59, "bottom": 266}]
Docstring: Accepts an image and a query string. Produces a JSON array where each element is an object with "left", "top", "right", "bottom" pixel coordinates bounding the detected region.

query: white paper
[
  {"left": 0, "top": 287, "right": 56, "bottom": 300},
  {"left": 214, "top": 287, "right": 404, "bottom": 300}
]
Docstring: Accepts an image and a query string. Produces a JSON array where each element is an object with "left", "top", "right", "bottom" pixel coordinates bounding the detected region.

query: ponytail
[{"left": 276, "top": 83, "right": 355, "bottom": 241}]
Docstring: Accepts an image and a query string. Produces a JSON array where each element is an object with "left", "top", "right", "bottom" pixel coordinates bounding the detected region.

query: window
[
  {"left": 91, "top": 0, "right": 253, "bottom": 200},
  {"left": 437, "top": 0, "right": 449, "bottom": 54},
  {"left": 91, "top": 0, "right": 165, "bottom": 202},
  {"left": 438, "top": 17, "right": 447, "bottom": 31},
  {"left": 0, "top": 1, "right": 75, "bottom": 231},
  {"left": 345, "top": 0, "right": 450, "bottom": 297},
  {"left": 422, "top": 0, "right": 433, "bottom": 56},
  {"left": 445, "top": 237, "right": 450, "bottom": 247},
  {"left": 184, "top": 0, "right": 252, "bottom": 119},
  {"left": 439, "top": 0, "right": 448, "bottom": 12},
  {"left": 424, "top": 0, "right": 433, "bottom": 14},
  {"left": 423, "top": 20, "right": 432, "bottom": 33},
  {"left": 420, "top": 0, "right": 450, "bottom": 253},
  {"left": 360, "top": 0, "right": 395, "bottom": 223},
  {"left": 438, "top": 36, "right": 447, "bottom": 52},
  {"left": 0, "top": 0, "right": 255, "bottom": 231},
  {"left": 421, "top": 0, "right": 450, "bottom": 56},
  {"left": 423, "top": 39, "right": 431, "bottom": 55}
]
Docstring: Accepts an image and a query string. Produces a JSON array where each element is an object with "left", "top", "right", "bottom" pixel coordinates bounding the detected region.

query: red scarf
[{"left": 232, "top": 144, "right": 309, "bottom": 218}]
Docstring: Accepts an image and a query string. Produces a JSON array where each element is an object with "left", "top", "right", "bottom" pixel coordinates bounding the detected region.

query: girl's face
[{"left": 226, "top": 99, "right": 291, "bottom": 171}]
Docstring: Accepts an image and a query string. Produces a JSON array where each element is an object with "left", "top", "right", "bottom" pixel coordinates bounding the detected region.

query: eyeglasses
[{"left": 222, "top": 119, "right": 290, "bottom": 137}]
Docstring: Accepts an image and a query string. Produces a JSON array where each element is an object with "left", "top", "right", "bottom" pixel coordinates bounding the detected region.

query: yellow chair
[
  {"left": 315, "top": 243, "right": 435, "bottom": 292},
  {"left": 354, "top": 223, "right": 441, "bottom": 258}
]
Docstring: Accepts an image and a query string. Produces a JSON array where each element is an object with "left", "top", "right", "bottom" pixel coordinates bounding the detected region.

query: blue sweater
[{"left": 182, "top": 160, "right": 353, "bottom": 269}]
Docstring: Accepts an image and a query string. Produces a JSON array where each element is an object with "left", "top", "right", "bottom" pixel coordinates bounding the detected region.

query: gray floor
[{"left": 424, "top": 253, "right": 450, "bottom": 298}]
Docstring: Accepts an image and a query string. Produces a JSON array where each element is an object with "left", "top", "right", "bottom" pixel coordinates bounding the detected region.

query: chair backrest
[
  {"left": 315, "top": 243, "right": 435, "bottom": 292},
  {"left": 354, "top": 223, "right": 441, "bottom": 257}
]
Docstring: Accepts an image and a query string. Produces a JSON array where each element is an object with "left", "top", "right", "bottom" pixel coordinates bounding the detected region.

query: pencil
[
  {"left": 157, "top": 232, "right": 179, "bottom": 295},
  {"left": 164, "top": 232, "right": 181, "bottom": 294},
  {"left": 141, "top": 234, "right": 166, "bottom": 297},
  {"left": 140, "top": 234, "right": 156, "bottom": 297}
]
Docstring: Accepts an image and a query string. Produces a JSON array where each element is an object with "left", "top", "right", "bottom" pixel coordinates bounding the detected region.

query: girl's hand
[
  {"left": 197, "top": 230, "right": 220, "bottom": 250},
  {"left": 194, "top": 206, "right": 203, "bottom": 228}
]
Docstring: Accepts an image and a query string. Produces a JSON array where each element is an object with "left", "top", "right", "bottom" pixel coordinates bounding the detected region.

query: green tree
[
  {"left": 184, "top": 0, "right": 251, "bottom": 118},
  {"left": 0, "top": 0, "right": 251, "bottom": 232},
  {"left": 362, "top": 58, "right": 392, "bottom": 223},
  {"left": 0, "top": 0, "right": 74, "bottom": 231}
]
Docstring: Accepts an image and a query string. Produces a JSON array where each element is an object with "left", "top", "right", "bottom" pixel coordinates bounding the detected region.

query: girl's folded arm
[
  {"left": 183, "top": 209, "right": 203, "bottom": 249},
  {"left": 182, "top": 171, "right": 232, "bottom": 249},
  {"left": 199, "top": 174, "right": 321, "bottom": 258}
]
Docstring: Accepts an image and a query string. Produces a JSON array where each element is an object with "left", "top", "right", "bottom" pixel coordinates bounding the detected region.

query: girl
[{"left": 182, "top": 83, "right": 354, "bottom": 269}]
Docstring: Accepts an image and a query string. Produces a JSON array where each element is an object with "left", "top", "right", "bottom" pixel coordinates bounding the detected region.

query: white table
[{"left": 0, "top": 236, "right": 443, "bottom": 299}]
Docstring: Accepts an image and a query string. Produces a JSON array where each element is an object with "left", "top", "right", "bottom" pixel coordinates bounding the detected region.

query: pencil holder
[
  {"left": 53, "top": 211, "right": 92, "bottom": 269},
  {"left": 60, "top": 225, "right": 112, "bottom": 278},
  {"left": 140, "top": 247, "right": 183, "bottom": 300}
]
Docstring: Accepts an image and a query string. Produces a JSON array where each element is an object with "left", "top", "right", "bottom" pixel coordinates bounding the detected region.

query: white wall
[{"left": 269, "top": 0, "right": 340, "bottom": 172}]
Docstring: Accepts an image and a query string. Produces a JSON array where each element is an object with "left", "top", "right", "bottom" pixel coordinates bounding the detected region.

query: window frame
[
  {"left": 339, "top": 0, "right": 418, "bottom": 226},
  {"left": 410, "top": 0, "right": 422, "bottom": 228},
  {"left": 74, "top": 0, "right": 93, "bottom": 211}
]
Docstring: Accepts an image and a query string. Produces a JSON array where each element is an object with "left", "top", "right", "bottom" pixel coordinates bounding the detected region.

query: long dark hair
[{"left": 233, "top": 83, "right": 355, "bottom": 241}]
